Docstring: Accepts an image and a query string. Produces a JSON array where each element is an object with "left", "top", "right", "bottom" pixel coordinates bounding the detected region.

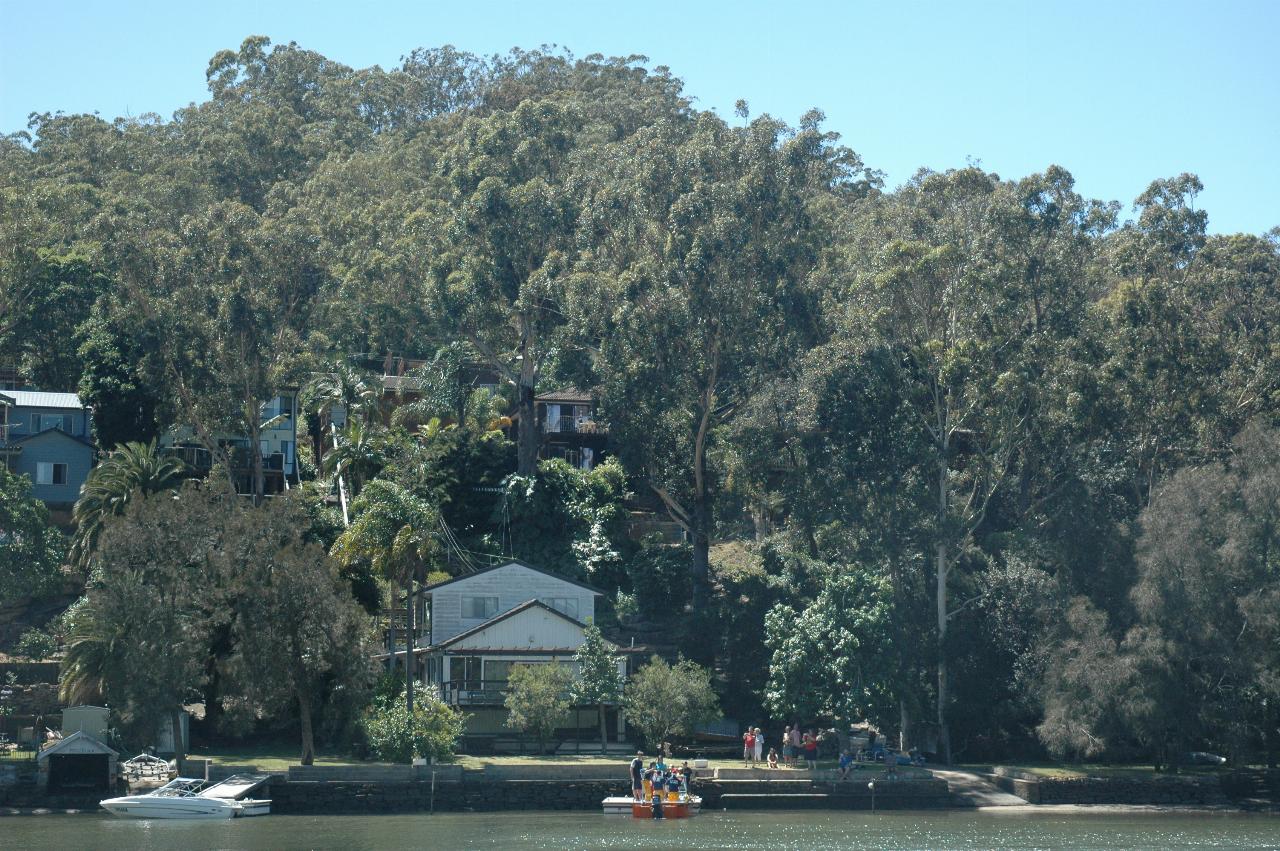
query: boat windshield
[{"left": 151, "top": 778, "right": 207, "bottom": 797}]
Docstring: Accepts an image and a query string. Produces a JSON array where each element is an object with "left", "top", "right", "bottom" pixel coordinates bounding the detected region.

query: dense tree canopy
[{"left": 6, "top": 35, "right": 1279, "bottom": 767}]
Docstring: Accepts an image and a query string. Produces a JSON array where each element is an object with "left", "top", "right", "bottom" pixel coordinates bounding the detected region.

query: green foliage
[
  {"left": 622, "top": 656, "right": 721, "bottom": 749},
  {"left": 573, "top": 624, "right": 622, "bottom": 705},
  {"left": 625, "top": 544, "right": 691, "bottom": 619},
  {"left": 764, "top": 566, "right": 898, "bottom": 728},
  {"left": 504, "top": 663, "right": 573, "bottom": 753},
  {"left": 69, "top": 440, "right": 187, "bottom": 571},
  {"left": 362, "top": 697, "right": 466, "bottom": 763},
  {"left": 0, "top": 466, "right": 65, "bottom": 604},
  {"left": 14, "top": 628, "right": 57, "bottom": 660},
  {"left": 503, "top": 458, "right": 631, "bottom": 582}
]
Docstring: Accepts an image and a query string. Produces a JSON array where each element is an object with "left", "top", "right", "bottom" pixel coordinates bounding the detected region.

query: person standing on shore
[
  {"left": 630, "top": 752, "right": 644, "bottom": 801},
  {"left": 789, "top": 725, "right": 802, "bottom": 768},
  {"left": 743, "top": 728, "right": 756, "bottom": 766},
  {"left": 753, "top": 727, "right": 764, "bottom": 764},
  {"left": 803, "top": 730, "right": 819, "bottom": 770}
]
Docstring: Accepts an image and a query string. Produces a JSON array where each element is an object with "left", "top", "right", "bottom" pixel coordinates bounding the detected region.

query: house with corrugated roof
[
  {"left": 0, "top": 390, "right": 96, "bottom": 510},
  {"left": 401, "top": 560, "right": 630, "bottom": 749}
]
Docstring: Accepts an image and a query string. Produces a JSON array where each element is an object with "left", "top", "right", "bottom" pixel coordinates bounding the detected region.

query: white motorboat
[
  {"left": 101, "top": 774, "right": 272, "bottom": 819},
  {"left": 101, "top": 778, "right": 240, "bottom": 819}
]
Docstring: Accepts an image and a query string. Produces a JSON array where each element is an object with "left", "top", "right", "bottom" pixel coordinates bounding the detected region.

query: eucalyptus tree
[
  {"left": 836, "top": 167, "right": 1066, "bottom": 762},
  {"left": 577, "top": 110, "right": 870, "bottom": 609},
  {"left": 427, "top": 98, "right": 585, "bottom": 475}
]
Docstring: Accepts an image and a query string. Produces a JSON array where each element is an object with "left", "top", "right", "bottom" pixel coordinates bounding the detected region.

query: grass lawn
[
  {"left": 188, "top": 745, "right": 930, "bottom": 775},
  {"left": 187, "top": 742, "right": 382, "bottom": 771}
]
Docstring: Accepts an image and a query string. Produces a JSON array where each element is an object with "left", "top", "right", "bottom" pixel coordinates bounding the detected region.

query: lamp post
[{"left": 868, "top": 780, "right": 875, "bottom": 813}]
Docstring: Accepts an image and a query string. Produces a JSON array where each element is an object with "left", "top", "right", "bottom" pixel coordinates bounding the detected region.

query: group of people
[
  {"left": 743, "top": 725, "right": 820, "bottom": 770},
  {"left": 629, "top": 752, "right": 695, "bottom": 803}
]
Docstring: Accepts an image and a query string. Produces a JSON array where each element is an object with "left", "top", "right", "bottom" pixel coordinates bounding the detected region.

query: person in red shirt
[{"left": 743, "top": 728, "right": 756, "bottom": 766}]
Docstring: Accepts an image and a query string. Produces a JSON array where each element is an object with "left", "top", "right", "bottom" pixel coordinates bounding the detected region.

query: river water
[{"left": 4, "top": 809, "right": 1278, "bottom": 850}]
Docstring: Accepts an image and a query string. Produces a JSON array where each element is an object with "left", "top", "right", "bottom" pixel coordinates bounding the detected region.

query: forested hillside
[{"left": 3, "top": 37, "right": 1277, "bottom": 766}]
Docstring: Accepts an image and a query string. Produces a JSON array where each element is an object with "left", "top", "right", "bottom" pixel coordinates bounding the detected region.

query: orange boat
[{"left": 602, "top": 794, "right": 702, "bottom": 818}]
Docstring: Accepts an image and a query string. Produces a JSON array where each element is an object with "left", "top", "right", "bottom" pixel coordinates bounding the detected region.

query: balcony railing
[
  {"left": 440, "top": 679, "right": 511, "bottom": 706},
  {"left": 543, "top": 416, "right": 607, "bottom": 435},
  {"left": 162, "top": 446, "right": 286, "bottom": 472}
]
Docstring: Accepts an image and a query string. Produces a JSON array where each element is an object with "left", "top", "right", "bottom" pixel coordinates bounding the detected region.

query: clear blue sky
[{"left": 2, "top": 0, "right": 1277, "bottom": 234}]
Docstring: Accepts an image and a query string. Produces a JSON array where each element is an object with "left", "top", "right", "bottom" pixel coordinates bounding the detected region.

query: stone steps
[{"left": 720, "top": 793, "right": 831, "bottom": 809}]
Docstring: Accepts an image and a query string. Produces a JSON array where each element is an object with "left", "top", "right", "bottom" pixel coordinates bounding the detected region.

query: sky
[{"left": 1, "top": 0, "right": 1277, "bottom": 234}]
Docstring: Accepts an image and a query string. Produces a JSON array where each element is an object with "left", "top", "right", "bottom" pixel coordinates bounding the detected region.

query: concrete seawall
[{"left": 267, "top": 777, "right": 954, "bottom": 815}]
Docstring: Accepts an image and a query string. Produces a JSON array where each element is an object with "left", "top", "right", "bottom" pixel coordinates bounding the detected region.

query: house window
[
  {"left": 455, "top": 656, "right": 483, "bottom": 689},
  {"left": 35, "top": 414, "right": 73, "bottom": 433},
  {"left": 483, "top": 659, "right": 512, "bottom": 684},
  {"left": 462, "top": 596, "right": 499, "bottom": 619},
  {"left": 36, "top": 463, "right": 68, "bottom": 486},
  {"left": 542, "top": 597, "right": 579, "bottom": 620}
]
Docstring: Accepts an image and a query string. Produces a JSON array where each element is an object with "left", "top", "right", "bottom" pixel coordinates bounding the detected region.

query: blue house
[{"left": 0, "top": 390, "right": 96, "bottom": 510}]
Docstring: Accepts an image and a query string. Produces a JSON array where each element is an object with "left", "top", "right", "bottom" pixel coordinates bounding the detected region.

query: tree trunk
[
  {"left": 900, "top": 700, "right": 910, "bottom": 752},
  {"left": 690, "top": 506, "right": 710, "bottom": 612},
  {"left": 517, "top": 381, "right": 538, "bottom": 476},
  {"left": 298, "top": 685, "right": 316, "bottom": 765},
  {"left": 935, "top": 447, "right": 952, "bottom": 765},
  {"left": 249, "top": 404, "right": 264, "bottom": 505},
  {"left": 405, "top": 576, "right": 415, "bottom": 715},
  {"left": 936, "top": 540, "right": 951, "bottom": 765},
  {"left": 171, "top": 708, "right": 186, "bottom": 764},
  {"left": 599, "top": 703, "right": 609, "bottom": 754},
  {"left": 516, "top": 315, "right": 540, "bottom": 476}
]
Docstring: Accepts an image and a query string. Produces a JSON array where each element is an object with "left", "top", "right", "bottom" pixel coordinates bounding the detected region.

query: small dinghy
[{"left": 602, "top": 794, "right": 702, "bottom": 818}]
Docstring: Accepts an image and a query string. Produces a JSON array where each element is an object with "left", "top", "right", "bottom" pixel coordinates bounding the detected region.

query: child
[
  {"left": 838, "top": 750, "right": 855, "bottom": 780},
  {"left": 767, "top": 748, "right": 779, "bottom": 769}
]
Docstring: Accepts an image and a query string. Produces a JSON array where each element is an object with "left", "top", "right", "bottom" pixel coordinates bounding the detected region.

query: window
[
  {"left": 462, "top": 596, "right": 499, "bottom": 619},
  {"left": 542, "top": 597, "right": 579, "bottom": 620},
  {"left": 35, "top": 414, "right": 73, "bottom": 433},
  {"left": 454, "top": 656, "right": 483, "bottom": 689},
  {"left": 35, "top": 463, "right": 68, "bottom": 486}
]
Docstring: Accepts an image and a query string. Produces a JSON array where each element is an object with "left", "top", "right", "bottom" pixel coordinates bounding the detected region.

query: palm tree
[
  {"left": 305, "top": 363, "right": 380, "bottom": 433},
  {"left": 69, "top": 440, "right": 186, "bottom": 572},
  {"left": 322, "top": 419, "right": 386, "bottom": 499},
  {"left": 331, "top": 480, "right": 437, "bottom": 714}
]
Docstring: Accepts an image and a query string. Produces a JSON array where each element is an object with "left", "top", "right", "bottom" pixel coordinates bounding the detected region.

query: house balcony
[
  {"left": 440, "top": 679, "right": 512, "bottom": 706},
  {"left": 438, "top": 679, "right": 585, "bottom": 707},
  {"left": 162, "top": 446, "right": 285, "bottom": 472},
  {"left": 542, "top": 416, "right": 608, "bottom": 435}
]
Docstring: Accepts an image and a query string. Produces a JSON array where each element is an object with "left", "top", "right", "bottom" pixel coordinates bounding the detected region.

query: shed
[
  {"left": 37, "top": 730, "right": 119, "bottom": 792},
  {"left": 61, "top": 705, "right": 110, "bottom": 740}
]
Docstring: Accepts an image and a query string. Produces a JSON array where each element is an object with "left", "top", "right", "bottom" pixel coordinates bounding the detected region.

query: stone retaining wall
[
  {"left": 985, "top": 768, "right": 1229, "bottom": 806},
  {"left": 266, "top": 777, "right": 953, "bottom": 814}
]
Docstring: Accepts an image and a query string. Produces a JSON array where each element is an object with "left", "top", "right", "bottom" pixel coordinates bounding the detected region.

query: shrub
[
  {"left": 14, "top": 628, "right": 57, "bottom": 660},
  {"left": 363, "top": 697, "right": 465, "bottom": 763}
]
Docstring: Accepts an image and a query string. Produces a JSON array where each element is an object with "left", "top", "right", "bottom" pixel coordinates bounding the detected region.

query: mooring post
[{"left": 430, "top": 770, "right": 436, "bottom": 814}]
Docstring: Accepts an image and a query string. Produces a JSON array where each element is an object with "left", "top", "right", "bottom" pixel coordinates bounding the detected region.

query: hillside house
[
  {"left": 534, "top": 388, "right": 608, "bottom": 470},
  {"left": 0, "top": 390, "right": 96, "bottom": 511},
  {"left": 409, "top": 560, "right": 628, "bottom": 749},
  {"left": 159, "top": 392, "right": 299, "bottom": 496}
]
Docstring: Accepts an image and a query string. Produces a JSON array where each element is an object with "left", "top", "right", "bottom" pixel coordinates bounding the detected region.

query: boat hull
[
  {"left": 100, "top": 796, "right": 238, "bottom": 819},
  {"left": 602, "top": 795, "right": 701, "bottom": 818}
]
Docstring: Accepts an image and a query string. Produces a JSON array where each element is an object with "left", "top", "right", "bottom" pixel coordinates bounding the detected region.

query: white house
[{"left": 413, "top": 560, "right": 628, "bottom": 747}]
